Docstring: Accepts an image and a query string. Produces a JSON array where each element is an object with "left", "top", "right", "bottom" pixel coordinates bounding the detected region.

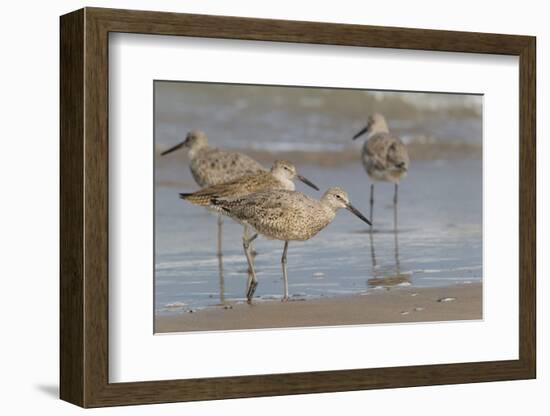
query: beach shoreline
[
  {"left": 155, "top": 282, "right": 482, "bottom": 333},
  {"left": 155, "top": 142, "right": 481, "bottom": 170}
]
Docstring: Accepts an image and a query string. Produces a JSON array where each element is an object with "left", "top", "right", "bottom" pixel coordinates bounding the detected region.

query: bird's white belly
[{"left": 362, "top": 158, "right": 406, "bottom": 183}]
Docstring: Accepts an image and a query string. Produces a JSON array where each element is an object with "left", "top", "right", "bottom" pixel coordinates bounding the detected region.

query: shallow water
[{"left": 155, "top": 160, "right": 482, "bottom": 315}]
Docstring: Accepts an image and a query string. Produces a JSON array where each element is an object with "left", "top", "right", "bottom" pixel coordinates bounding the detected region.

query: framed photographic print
[{"left": 60, "top": 7, "right": 536, "bottom": 408}]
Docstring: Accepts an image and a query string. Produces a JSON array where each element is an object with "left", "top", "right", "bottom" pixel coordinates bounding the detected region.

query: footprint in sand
[{"left": 401, "top": 306, "right": 425, "bottom": 315}]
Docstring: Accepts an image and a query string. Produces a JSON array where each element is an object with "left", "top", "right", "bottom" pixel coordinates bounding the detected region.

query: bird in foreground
[
  {"left": 352, "top": 113, "right": 409, "bottom": 226},
  {"left": 211, "top": 187, "right": 371, "bottom": 302},
  {"left": 161, "top": 130, "right": 265, "bottom": 254},
  {"left": 179, "top": 160, "right": 319, "bottom": 297}
]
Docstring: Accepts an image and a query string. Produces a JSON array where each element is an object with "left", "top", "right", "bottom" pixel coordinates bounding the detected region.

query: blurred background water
[{"left": 154, "top": 81, "right": 482, "bottom": 315}]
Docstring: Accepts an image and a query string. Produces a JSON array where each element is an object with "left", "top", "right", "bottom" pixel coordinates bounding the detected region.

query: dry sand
[{"left": 155, "top": 283, "right": 481, "bottom": 333}]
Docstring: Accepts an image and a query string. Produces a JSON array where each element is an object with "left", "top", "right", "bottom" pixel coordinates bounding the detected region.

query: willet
[
  {"left": 352, "top": 113, "right": 409, "bottom": 225},
  {"left": 211, "top": 187, "right": 371, "bottom": 302},
  {"left": 161, "top": 130, "right": 265, "bottom": 255},
  {"left": 179, "top": 160, "right": 319, "bottom": 205},
  {"left": 161, "top": 130, "right": 265, "bottom": 187},
  {"left": 179, "top": 160, "right": 319, "bottom": 297}
]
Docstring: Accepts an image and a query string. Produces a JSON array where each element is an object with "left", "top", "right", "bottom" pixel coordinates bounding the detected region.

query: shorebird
[
  {"left": 178, "top": 160, "right": 319, "bottom": 205},
  {"left": 211, "top": 187, "right": 371, "bottom": 302},
  {"left": 352, "top": 113, "right": 409, "bottom": 225},
  {"left": 161, "top": 130, "right": 265, "bottom": 254},
  {"left": 179, "top": 160, "right": 319, "bottom": 297}
]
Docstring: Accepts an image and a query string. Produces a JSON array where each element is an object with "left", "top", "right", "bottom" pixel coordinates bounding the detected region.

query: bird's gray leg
[
  {"left": 243, "top": 226, "right": 253, "bottom": 302},
  {"left": 217, "top": 247, "right": 225, "bottom": 304},
  {"left": 281, "top": 241, "right": 289, "bottom": 301},
  {"left": 216, "top": 215, "right": 226, "bottom": 303},
  {"left": 217, "top": 214, "right": 223, "bottom": 257},
  {"left": 368, "top": 228, "right": 379, "bottom": 289},
  {"left": 243, "top": 233, "right": 259, "bottom": 303},
  {"left": 393, "top": 198, "right": 400, "bottom": 274},
  {"left": 243, "top": 225, "right": 256, "bottom": 275},
  {"left": 369, "top": 184, "right": 374, "bottom": 230},
  {"left": 243, "top": 226, "right": 253, "bottom": 294},
  {"left": 393, "top": 183, "right": 399, "bottom": 235},
  {"left": 246, "top": 225, "right": 258, "bottom": 258}
]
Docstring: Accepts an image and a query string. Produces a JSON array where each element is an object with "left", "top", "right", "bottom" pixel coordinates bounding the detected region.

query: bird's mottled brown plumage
[
  {"left": 362, "top": 132, "right": 410, "bottom": 183},
  {"left": 179, "top": 172, "right": 271, "bottom": 206},
  {"left": 212, "top": 187, "right": 368, "bottom": 241},
  {"left": 217, "top": 191, "right": 333, "bottom": 241}
]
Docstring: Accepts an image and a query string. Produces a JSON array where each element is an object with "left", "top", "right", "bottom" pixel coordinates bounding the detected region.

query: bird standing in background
[{"left": 352, "top": 113, "right": 409, "bottom": 227}]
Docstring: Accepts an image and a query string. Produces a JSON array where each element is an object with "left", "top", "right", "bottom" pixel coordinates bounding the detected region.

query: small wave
[
  {"left": 418, "top": 276, "right": 482, "bottom": 281},
  {"left": 291, "top": 283, "right": 340, "bottom": 287},
  {"left": 163, "top": 302, "right": 187, "bottom": 310}
]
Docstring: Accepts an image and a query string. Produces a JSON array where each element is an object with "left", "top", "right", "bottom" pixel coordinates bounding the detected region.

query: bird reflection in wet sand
[{"left": 367, "top": 205, "right": 410, "bottom": 289}]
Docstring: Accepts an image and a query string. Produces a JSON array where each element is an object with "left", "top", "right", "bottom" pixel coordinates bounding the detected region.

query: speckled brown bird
[
  {"left": 212, "top": 187, "right": 371, "bottom": 302},
  {"left": 161, "top": 130, "right": 265, "bottom": 187},
  {"left": 352, "top": 113, "right": 409, "bottom": 225}
]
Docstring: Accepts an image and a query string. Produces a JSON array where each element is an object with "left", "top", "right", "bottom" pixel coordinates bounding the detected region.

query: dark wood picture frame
[{"left": 60, "top": 7, "right": 536, "bottom": 408}]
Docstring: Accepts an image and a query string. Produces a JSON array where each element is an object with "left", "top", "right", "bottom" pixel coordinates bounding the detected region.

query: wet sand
[
  {"left": 155, "top": 283, "right": 481, "bottom": 333},
  {"left": 155, "top": 143, "right": 482, "bottom": 180}
]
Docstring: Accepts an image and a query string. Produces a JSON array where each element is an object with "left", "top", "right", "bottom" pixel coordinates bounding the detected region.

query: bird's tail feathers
[{"left": 179, "top": 192, "right": 211, "bottom": 206}]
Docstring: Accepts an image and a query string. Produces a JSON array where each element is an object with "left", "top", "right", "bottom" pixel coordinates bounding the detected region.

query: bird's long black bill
[
  {"left": 160, "top": 141, "right": 185, "bottom": 156},
  {"left": 297, "top": 174, "right": 320, "bottom": 191},
  {"left": 352, "top": 124, "right": 370, "bottom": 140},
  {"left": 346, "top": 202, "right": 372, "bottom": 225}
]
